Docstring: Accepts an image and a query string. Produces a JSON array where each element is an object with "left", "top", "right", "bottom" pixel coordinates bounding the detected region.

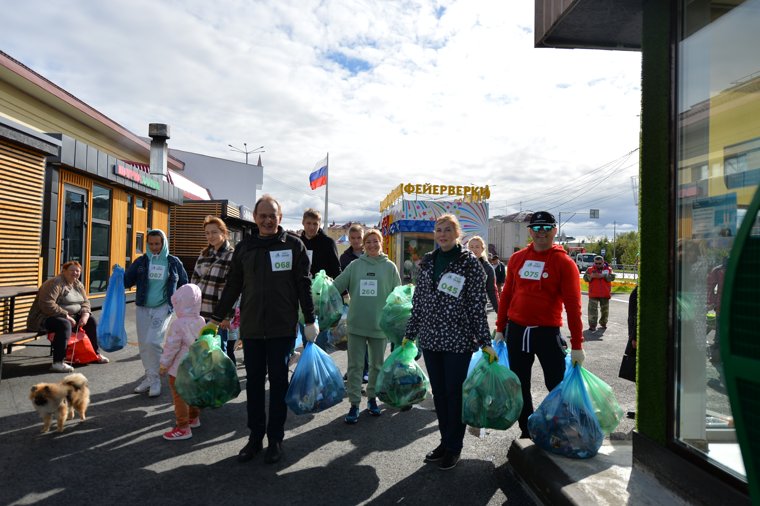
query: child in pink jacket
[{"left": 159, "top": 283, "right": 206, "bottom": 441}]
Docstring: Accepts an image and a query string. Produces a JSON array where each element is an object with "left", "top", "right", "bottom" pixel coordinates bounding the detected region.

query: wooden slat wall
[
  {"left": 0, "top": 141, "right": 46, "bottom": 333},
  {"left": 169, "top": 202, "right": 223, "bottom": 258},
  {"left": 152, "top": 201, "right": 169, "bottom": 235},
  {"left": 111, "top": 188, "right": 128, "bottom": 269}
]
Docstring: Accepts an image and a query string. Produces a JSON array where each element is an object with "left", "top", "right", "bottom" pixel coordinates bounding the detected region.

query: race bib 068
[{"left": 270, "top": 250, "right": 293, "bottom": 272}]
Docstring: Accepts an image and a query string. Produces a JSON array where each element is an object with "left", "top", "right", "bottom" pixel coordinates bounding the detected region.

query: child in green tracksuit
[{"left": 331, "top": 229, "right": 401, "bottom": 424}]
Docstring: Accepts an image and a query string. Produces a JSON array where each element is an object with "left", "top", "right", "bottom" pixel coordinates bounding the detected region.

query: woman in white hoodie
[{"left": 158, "top": 283, "right": 206, "bottom": 441}]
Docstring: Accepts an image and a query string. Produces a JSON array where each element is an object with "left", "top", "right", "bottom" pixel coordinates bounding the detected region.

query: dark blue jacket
[{"left": 124, "top": 254, "right": 188, "bottom": 310}]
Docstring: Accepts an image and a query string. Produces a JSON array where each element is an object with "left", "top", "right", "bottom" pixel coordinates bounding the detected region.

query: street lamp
[{"left": 228, "top": 143, "right": 264, "bottom": 164}]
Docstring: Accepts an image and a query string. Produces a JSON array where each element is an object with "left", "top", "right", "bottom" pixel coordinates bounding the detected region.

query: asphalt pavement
[{"left": 0, "top": 293, "right": 637, "bottom": 506}]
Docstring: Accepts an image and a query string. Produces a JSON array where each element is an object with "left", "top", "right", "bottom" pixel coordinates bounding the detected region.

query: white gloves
[
  {"left": 571, "top": 349, "right": 585, "bottom": 367},
  {"left": 304, "top": 323, "right": 320, "bottom": 342},
  {"left": 494, "top": 331, "right": 505, "bottom": 343}
]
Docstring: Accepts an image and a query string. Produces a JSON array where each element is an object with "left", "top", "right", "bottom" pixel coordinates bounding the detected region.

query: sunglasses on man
[{"left": 529, "top": 225, "right": 555, "bottom": 232}]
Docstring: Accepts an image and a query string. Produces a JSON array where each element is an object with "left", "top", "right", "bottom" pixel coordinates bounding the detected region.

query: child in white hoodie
[{"left": 159, "top": 283, "right": 206, "bottom": 441}]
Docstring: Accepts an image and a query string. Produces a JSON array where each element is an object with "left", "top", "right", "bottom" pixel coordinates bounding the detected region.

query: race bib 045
[
  {"left": 270, "top": 250, "right": 293, "bottom": 272},
  {"left": 437, "top": 272, "right": 465, "bottom": 298}
]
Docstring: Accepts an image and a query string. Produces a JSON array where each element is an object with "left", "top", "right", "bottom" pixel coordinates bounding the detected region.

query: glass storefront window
[
  {"left": 398, "top": 233, "right": 435, "bottom": 284},
  {"left": 89, "top": 185, "right": 111, "bottom": 294},
  {"left": 675, "top": 0, "right": 758, "bottom": 482}
]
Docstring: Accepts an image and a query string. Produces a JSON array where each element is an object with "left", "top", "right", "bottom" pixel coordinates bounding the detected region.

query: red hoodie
[{"left": 496, "top": 243, "right": 583, "bottom": 350}]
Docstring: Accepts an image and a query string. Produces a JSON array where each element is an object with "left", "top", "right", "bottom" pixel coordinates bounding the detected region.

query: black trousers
[
  {"left": 422, "top": 348, "right": 471, "bottom": 453},
  {"left": 243, "top": 336, "right": 295, "bottom": 444},
  {"left": 506, "top": 322, "right": 566, "bottom": 434},
  {"left": 44, "top": 313, "right": 99, "bottom": 362}
]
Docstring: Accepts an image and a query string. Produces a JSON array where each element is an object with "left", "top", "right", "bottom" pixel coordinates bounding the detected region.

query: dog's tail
[{"left": 62, "top": 373, "right": 88, "bottom": 391}]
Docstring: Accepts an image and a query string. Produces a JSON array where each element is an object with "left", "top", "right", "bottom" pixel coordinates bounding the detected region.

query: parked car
[{"left": 576, "top": 253, "right": 597, "bottom": 272}]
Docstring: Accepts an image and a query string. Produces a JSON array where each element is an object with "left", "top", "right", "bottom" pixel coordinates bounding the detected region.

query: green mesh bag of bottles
[
  {"left": 375, "top": 339, "right": 429, "bottom": 409},
  {"left": 379, "top": 284, "right": 415, "bottom": 347}
]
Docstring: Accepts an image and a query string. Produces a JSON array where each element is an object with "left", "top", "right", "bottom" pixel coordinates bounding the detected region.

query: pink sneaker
[
  {"left": 163, "top": 426, "right": 192, "bottom": 441},
  {"left": 189, "top": 418, "right": 201, "bottom": 428}
]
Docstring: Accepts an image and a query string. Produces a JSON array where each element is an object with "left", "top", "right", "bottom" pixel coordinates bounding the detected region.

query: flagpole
[{"left": 324, "top": 152, "right": 329, "bottom": 225}]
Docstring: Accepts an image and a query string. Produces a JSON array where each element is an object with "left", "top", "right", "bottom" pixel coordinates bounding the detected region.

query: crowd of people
[{"left": 27, "top": 197, "right": 598, "bottom": 470}]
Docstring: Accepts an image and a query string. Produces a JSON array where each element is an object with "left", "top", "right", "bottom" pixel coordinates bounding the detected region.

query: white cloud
[{"left": 1, "top": 0, "right": 641, "bottom": 234}]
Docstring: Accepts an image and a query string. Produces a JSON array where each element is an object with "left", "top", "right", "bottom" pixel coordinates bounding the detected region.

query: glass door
[{"left": 62, "top": 185, "right": 88, "bottom": 268}]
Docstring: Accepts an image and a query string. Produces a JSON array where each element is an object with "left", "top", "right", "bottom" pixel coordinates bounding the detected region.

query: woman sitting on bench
[{"left": 27, "top": 261, "right": 110, "bottom": 372}]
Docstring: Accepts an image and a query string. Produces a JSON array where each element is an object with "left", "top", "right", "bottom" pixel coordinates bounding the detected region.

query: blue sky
[{"left": 0, "top": 0, "right": 642, "bottom": 238}]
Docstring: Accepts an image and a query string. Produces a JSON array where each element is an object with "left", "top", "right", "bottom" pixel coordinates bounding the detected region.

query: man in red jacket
[
  {"left": 494, "top": 211, "right": 584, "bottom": 438},
  {"left": 583, "top": 255, "right": 615, "bottom": 331}
]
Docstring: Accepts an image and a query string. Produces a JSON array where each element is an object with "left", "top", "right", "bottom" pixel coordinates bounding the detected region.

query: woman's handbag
[
  {"left": 618, "top": 340, "right": 636, "bottom": 382},
  {"left": 47, "top": 327, "right": 99, "bottom": 364}
]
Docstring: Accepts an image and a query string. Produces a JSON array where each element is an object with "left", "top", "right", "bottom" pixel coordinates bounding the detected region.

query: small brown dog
[{"left": 29, "top": 372, "right": 90, "bottom": 433}]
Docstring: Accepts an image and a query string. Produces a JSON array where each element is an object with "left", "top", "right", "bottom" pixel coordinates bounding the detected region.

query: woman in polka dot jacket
[{"left": 404, "top": 214, "right": 494, "bottom": 471}]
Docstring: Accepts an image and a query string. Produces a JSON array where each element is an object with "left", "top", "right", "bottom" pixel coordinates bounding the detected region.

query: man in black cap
[{"left": 493, "top": 211, "right": 585, "bottom": 438}]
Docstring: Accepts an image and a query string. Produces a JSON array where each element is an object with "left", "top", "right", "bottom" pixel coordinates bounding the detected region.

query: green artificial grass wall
[{"left": 637, "top": 0, "right": 673, "bottom": 445}]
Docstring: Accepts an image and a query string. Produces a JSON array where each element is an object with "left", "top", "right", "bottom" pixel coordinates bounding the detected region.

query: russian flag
[{"left": 309, "top": 157, "right": 328, "bottom": 190}]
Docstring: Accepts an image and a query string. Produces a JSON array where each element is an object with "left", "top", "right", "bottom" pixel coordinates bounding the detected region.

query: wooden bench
[
  {"left": 0, "top": 331, "right": 48, "bottom": 382},
  {"left": 0, "top": 285, "right": 43, "bottom": 383}
]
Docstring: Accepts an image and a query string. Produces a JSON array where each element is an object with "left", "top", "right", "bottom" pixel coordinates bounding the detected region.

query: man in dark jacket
[
  {"left": 490, "top": 254, "right": 506, "bottom": 293},
  {"left": 300, "top": 208, "right": 341, "bottom": 279},
  {"left": 339, "top": 223, "right": 364, "bottom": 271},
  {"left": 212, "top": 195, "right": 318, "bottom": 465}
]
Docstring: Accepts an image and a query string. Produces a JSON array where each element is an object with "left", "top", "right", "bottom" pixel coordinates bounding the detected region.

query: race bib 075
[
  {"left": 519, "top": 260, "right": 545, "bottom": 280},
  {"left": 270, "top": 250, "right": 293, "bottom": 272},
  {"left": 437, "top": 272, "right": 465, "bottom": 297}
]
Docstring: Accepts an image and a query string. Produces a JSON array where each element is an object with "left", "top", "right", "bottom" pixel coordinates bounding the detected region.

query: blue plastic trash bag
[
  {"left": 286, "top": 342, "right": 345, "bottom": 415},
  {"left": 467, "top": 349, "right": 485, "bottom": 377},
  {"left": 375, "top": 340, "right": 429, "bottom": 409},
  {"left": 175, "top": 329, "right": 241, "bottom": 408},
  {"left": 528, "top": 364, "right": 604, "bottom": 459},
  {"left": 462, "top": 355, "right": 523, "bottom": 429},
  {"left": 494, "top": 340, "right": 510, "bottom": 369},
  {"left": 98, "top": 265, "right": 127, "bottom": 352},
  {"left": 579, "top": 367, "right": 624, "bottom": 434}
]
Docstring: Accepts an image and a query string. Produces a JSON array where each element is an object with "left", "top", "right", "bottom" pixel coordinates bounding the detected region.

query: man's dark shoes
[
  {"left": 264, "top": 441, "right": 282, "bottom": 464},
  {"left": 238, "top": 439, "right": 263, "bottom": 462},
  {"left": 438, "top": 450, "right": 461, "bottom": 470},
  {"left": 519, "top": 430, "right": 531, "bottom": 439},
  {"left": 424, "top": 444, "right": 445, "bottom": 463}
]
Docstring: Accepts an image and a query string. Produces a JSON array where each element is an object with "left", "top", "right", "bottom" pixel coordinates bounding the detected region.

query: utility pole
[{"left": 613, "top": 220, "right": 617, "bottom": 264}]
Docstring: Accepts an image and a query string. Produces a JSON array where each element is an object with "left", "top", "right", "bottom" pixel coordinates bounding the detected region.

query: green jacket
[{"left": 332, "top": 253, "right": 401, "bottom": 339}]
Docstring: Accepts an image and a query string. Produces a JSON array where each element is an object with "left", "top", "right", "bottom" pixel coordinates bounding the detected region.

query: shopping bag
[
  {"left": 528, "top": 364, "right": 604, "bottom": 459},
  {"left": 285, "top": 342, "right": 345, "bottom": 415},
  {"left": 379, "top": 284, "right": 415, "bottom": 347},
  {"left": 175, "top": 330, "right": 241, "bottom": 408},
  {"left": 375, "top": 339, "right": 429, "bottom": 409},
  {"left": 462, "top": 355, "right": 523, "bottom": 430},
  {"left": 579, "top": 366, "right": 624, "bottom": 434},
  {"left": 98, "top": 264, "right": 127, "bottom": 352},
  {"left": 64, "top": 328, "right": 99, "bottom": 365}
]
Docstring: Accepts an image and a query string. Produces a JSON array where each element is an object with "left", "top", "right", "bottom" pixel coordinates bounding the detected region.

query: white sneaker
[
  {"left": 148, "top": 379, "right": 162, "bottom": 398},
  {"left": 50, "top": 362, "right": 74, "bottom": 373},
  {"left": 134, "top": 377, "right": 152, "bottom": 394},
  {"left": 95, "top": 353, "right": 110, "bottom": 364}
]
